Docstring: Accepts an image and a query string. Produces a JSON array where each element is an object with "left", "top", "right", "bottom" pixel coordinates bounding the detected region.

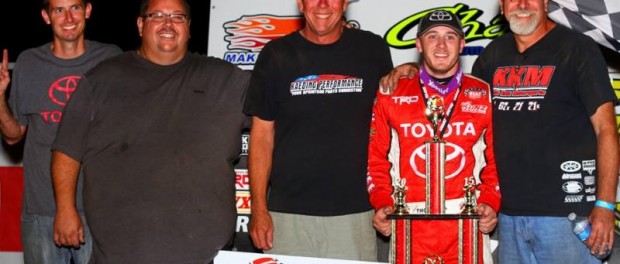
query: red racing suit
[{"left": 367, "top": 74, "right": 501, "bottom": 263}]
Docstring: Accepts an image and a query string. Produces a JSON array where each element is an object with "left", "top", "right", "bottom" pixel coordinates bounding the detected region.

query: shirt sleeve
[
  {"left": 574, "top": 40, "right": 618, "bottom": 116},
  {"left": 367, "top": 91, "right": 395, "bottom": 210},
  {"left": 242, "top": 44, "right": 277, "bottom": 120},
  {"left": 52, "top": 77, "right": 96, "bottom": 162}
]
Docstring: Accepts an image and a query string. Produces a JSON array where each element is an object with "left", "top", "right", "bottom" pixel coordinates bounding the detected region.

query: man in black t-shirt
[
  {"left": 243, "top": 0, "right": 392, "bottom": 261},
  {"left": 471, "top": 0, "right": 618, "bottom": 263}
]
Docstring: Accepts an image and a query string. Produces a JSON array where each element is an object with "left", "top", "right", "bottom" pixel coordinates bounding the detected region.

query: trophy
[
  {"left": 461, "top": 177, "right": 478, "bottom": 215},
  {"left": 387, "top": 94, "right": 483, "bottom": 264},
  {"left": 393, "top": 179, "right": 409, "bottom": 215},
  {"left": 424, "top": 95, "right": 446, "bottom": 214}
]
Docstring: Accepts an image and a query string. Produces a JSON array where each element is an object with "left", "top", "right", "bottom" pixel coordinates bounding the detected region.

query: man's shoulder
[
  {"left": 85, "top": 40, "right": 122, "bottom": 55},
  {"left": 262, "top": 31, "right": 300, "bottom": 50},
  {"left": 83, "top": 51, "right": 133, "bottom": 77},
  {"left": 189, "top": 53, "right": 245, "bottom": 71},
  {"left": 185, "top": 53, "right": 250, "bottom": 82},
  {"left": 462, "top": 74, "right": 490, "bottom": 89},
  {"left": 551, "top": 24, "right": 598, "bottom": 48},
  {"left": 15, "top": 43, "right": 53, "bottom": 64},
  {"left": 345, "top": 28, "right": 387, "bottom": 46},
  {"left": 484, "top": 32, "right": 514, "bottom": 51}
]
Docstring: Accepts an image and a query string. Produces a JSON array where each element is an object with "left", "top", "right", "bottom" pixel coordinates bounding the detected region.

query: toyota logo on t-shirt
[{"left": 48, "top": 75, "right": 81, "bottom": 106}]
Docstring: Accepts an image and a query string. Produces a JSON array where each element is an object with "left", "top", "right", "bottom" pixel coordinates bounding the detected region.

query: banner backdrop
[
  {"left": 1, "top": 0, "right": 620, "bottom": 263},
  {"left": 209, "top": 0, "right": 506, "bottom": 72},
  {"left": 208, "top": 0, "right": 620, "bottom": 258}
]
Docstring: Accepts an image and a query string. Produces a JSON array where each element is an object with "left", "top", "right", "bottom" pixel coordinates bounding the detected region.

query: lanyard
[
  {"left": 419, "top": 74, "right": 462, "bottom": 139},
  {"left": 419, "top": 64, "right": 462, "bottom": 96}
]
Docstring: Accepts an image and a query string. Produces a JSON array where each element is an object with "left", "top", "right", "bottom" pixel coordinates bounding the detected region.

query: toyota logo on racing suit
[{"left": 410, "top": 142, "right": 466, "bottom": 179}]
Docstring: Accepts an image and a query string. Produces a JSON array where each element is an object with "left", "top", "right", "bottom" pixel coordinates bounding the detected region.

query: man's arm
[
  {"left": 379, "top": 62, "right": 418, "bottom": 94},
  {"left": 52, "top": 150, "right": 84, "bottom": 248},
  {"left": 586, "top": 101, "right": 619, "bottom": 256},
  {"left": 248, "top": 116, "right": 275, "bottom": 250},
  {"left": 0, "top": 49, "right": 26, "bottom": 144}
]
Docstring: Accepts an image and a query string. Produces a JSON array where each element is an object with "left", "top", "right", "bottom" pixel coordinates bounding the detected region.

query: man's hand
[
  {"left": 0, "top": 49, "right": 10, "bottom": 94},
  {"left": 379, "top": 63, "right": 418, "bottom": 95},
  {"left": 477, "top": 203, "right": 498, "bottom": 234},
  {"left": 249, "top": 209, "right": 274, "bottom": 250},
  {"left": 373, "top": 206, "right": 394, "bottom": 236},
  {"left": 587, "top": 206, "right": 615, "bottom": 256},
  {"left": 53, "top": 208, "right": 84, "bottom": 248}
]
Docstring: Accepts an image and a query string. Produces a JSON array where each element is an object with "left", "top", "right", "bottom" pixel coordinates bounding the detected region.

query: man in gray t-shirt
[{"left": 0, "top": 0, "right": 120, "bottom": 263}]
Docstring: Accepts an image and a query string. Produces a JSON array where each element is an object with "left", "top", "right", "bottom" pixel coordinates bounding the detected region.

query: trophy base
[{"left": 388, "top": 214, "right": 482, "bottom": 264}]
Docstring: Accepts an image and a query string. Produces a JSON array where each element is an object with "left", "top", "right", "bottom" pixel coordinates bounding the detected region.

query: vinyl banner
[{"left": 208, "top": 0, "right": 506, "bottom": 72}]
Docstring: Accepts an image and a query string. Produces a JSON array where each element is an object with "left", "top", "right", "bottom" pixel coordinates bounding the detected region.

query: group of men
[{"left": 0, "top": 0, "right": 617, "bottom": 264}]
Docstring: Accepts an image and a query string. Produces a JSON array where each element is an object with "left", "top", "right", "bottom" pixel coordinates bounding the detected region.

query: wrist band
[{"left": 595, "top": 200, "right": 615, "bottom": 211}]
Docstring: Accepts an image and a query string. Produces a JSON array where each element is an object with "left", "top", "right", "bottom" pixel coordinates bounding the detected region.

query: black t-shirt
[
  {"left": 472, "top": 25, "right": 617, "bottom": 216},
  {"left": 53, "top": 51, "right": 250, "bottom": 263},
  {"left": 243, "top": 28, "right": 393, "bottom": 216}
]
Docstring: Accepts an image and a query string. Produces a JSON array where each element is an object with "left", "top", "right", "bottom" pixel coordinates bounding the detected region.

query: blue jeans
[
  {"left": 498, "top": 213, "right": 601, "bottom": 264},
  {"left": 21, "top": 213, "right": 92, "bottom": 264}
]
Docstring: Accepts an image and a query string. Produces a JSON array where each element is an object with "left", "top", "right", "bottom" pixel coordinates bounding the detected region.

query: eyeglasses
[{"left": 143, "top": 12, "right": 189, "bottom": 23}]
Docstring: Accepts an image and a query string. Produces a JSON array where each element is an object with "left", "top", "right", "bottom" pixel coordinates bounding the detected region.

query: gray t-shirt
[
  {"left": 53, "top": 51, "right": 250, "bottom": 263},
  {"left": 9, "top": 40, "right": 121, "bottom": 216}
]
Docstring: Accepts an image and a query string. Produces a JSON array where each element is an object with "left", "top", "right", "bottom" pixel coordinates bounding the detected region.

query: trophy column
[{"left": 388, "top": 95, "right": 482, "bottom": 264}]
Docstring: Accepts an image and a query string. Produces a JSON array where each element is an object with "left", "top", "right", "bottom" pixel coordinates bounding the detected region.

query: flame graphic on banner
[{"left": 224, "top": 15, "right": 303, "bottom": 52}]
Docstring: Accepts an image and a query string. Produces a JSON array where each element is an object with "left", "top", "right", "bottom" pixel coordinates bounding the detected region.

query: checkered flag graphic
[{"left": 548, "top": 0, "right": 620, "bottom": 52}]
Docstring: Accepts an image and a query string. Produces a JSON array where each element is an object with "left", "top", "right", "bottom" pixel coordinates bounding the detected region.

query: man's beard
[{"left": 507, "top": 9, "right": 540, "bottom": 36}]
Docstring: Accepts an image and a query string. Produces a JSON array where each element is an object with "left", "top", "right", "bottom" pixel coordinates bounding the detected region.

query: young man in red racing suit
[{"left": 367, "top": 10, "right": 501, "bottom": 263}]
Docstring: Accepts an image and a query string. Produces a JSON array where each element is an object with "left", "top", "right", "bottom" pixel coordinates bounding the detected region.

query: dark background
[{"left": 1, "top": 0, "right": 212, "bottom": 62}]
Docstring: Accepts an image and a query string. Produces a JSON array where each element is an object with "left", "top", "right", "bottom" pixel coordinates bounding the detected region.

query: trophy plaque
[{"left": 387, "top": 95, "right": 482, "bottom": 264}]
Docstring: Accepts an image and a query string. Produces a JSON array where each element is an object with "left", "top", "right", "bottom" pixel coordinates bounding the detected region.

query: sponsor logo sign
[
  {"left": 584, "top": 176, "right": 595, "bottom": 185},
  {"left": 251, "top": 257, "right": 284, "bottom": 264},
  {"left": 582, "top": 160, "right": 595, "bottom": 175},
  {"left": 461, "top": 101, "right": 488, "bottom": 114},
  {"left": 562, "top": 173, "right": 582, "bottom": 180},
  {"left": 562, "top": 181, "right": 583, "bottom": 194},
  {"left": 564, "top": 195, "right": 584, "bottom": 203},
  {"left": 399, "top": 121, "right": 477, "bottom": 138},
  {"left": 384, "top": 3, "right": 506, "bottom": 52},
  {"left": 290, "top": 75, "right": 363, "bottom": 96},
  {"left": 463, "top": 87, "right": 487, "bottom": 99},
  {"left": 392, "top": 96, "right": 419, "bottom": 105},
  {"left": 235, "top": 169, "right": 250, "bottom": 190},
  {"left": 560, "top": 160, "right": 581, "bottom": 173},
  {"left": 241, "top": 134, "right": 249, "bottom": 156},
  {"left": 222, "top": 15, "right": 303, "bottom": 65},
  {"left": 236, "top": 191, "right": 251, "bottom": 214}
]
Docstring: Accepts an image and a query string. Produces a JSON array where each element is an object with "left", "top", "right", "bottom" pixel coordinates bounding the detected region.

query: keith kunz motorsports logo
[{"left": 221, "top": 4, "right": 508, "bottom": 66}]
